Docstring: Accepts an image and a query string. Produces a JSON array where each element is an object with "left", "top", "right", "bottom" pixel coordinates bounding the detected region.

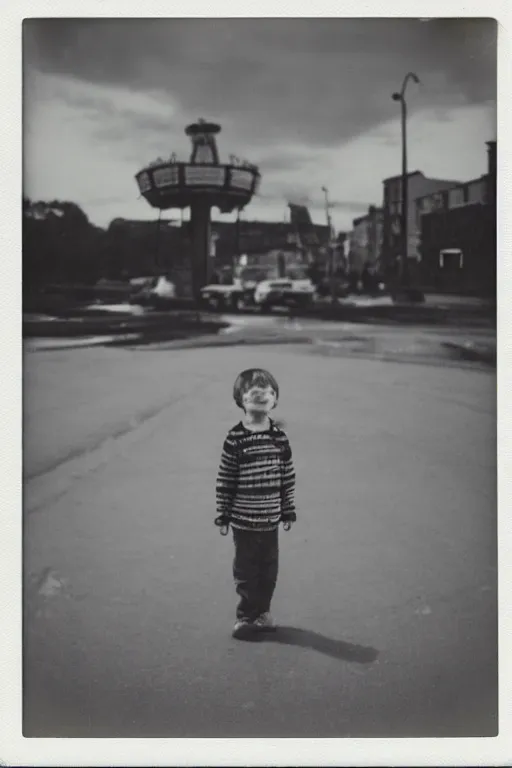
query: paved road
[{"left": 24, "top": 344, "right": 497, "bottom": 737}]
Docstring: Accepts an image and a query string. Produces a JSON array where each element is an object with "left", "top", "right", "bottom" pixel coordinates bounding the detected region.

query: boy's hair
[{"left": 233, "top": 368, "right": 280, "bottom": 409}]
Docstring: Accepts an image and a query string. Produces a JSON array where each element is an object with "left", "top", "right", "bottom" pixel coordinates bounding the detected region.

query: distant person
[{"left": 215, "top": 368, "right": 296, "bottom": 640}]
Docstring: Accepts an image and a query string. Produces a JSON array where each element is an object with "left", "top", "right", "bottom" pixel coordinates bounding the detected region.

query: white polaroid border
[{"left": 2, "top": 2, "right": 510, "bottom": 766}]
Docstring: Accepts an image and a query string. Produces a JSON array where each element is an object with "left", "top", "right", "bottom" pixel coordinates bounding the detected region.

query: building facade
[
  {"left": 107, "top": 212, "right": 330, "bottom": 294},
  {"left": 381, "top": 171, "right": 461, "bottom": 278},
  {"left": 211, "top": 217, "right": 330, "bottom": 266},
  {"left": 350, "top": 206, "right": 383, "bottom": 273},
  {"left": 416, "top": 140, "right": 496, "bottom": 295}
]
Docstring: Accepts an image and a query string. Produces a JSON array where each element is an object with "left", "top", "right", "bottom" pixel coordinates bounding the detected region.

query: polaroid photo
[{"left": 1, "top": 2, "right": 510, "bottom": 766}]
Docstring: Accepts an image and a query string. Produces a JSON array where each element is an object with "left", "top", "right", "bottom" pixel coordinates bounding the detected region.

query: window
[
  {"left": 153, "top": 166, "right": 179, "bottom": 188},
  {"left": 431, "top": 192, "right": 445, "bottom": 210},
  {"left": 439, "top": 249, "right": 463, "bottom": 269},
  {"left": 184, "top": 166, "right": 225, "bottom": 186},
  {"left": 448, "top": 186, "right": 465, "bottom": 208},
  {"left": 422, "top": 197, "right": 433, "bottom": 214},
  {"left": 387, "top": 181, "right": 401, "bottom": 202},
  {"left": 467, "top": 180, "right": 485, "bottom": 204},
  {"left": 137, "top": 172, "right": 151, "bottom": 193},
  {"left": 230, "top": 169, "right": 253, "bottom": 191}
]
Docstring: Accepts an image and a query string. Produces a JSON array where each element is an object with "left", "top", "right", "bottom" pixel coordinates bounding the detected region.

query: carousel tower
[{"left": 135, "top": 119, "right": 261, "bottom": 299}]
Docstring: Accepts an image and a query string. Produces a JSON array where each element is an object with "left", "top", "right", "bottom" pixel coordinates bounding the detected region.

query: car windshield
[
  {"left": 241, "top": 268, "right": 268, "bottom": 282},
  {"left": 286, "top": 268, "right": 308, "bottom": 279}
]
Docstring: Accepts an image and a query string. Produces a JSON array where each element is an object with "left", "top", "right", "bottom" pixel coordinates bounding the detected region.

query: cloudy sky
[{"left": 23, "top": 18, "right": 496, "bottom": 232}]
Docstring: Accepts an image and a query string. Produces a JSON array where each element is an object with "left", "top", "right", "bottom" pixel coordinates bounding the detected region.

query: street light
[{"left": 392, "top": 72, "right": 420, "bottom": 287}]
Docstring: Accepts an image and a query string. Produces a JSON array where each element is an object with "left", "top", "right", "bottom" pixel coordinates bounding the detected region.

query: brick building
[
  {"left": 381, "top": 171, "right": 461, "bottom": 279},
  {"left": 350, "top": 205, "right": 383, "bottom": 273},
  {"left": 416, "top": 141, "right": 496, "bottom": 295}
]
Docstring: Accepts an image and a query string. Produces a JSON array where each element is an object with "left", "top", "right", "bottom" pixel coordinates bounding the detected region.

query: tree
[{"left": 23, "top": 198, "right": 106, "bottom": 289}]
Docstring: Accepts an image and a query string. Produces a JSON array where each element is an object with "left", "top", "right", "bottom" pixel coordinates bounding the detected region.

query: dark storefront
[
  {"left": 419, "top": 141, "right": 496, "bottom": 297},
  {"left": 419, "top": 202, "right": 496, "bottom": 296}
]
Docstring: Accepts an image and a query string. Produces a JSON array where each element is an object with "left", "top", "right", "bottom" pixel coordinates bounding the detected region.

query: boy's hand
[
  {"left": 214, "top": 515, "right": 230, "bottom": 536},
  {"left": 281, "top": 511, "right": 296, "bottom": 531}
]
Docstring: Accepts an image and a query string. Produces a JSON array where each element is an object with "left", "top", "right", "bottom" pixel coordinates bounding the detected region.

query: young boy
[{"left": 215, "top": 368, "right": 296, "bottom": 639}]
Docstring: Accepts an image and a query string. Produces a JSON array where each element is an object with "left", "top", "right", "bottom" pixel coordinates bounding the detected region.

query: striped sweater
[{"left": 216, "top": 420, "right": 296, "bottom": 532}]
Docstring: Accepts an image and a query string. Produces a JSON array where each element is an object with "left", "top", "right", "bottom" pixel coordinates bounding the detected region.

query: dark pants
[{"left": 232, "top": 528, "right": 279, "bottom": 621}]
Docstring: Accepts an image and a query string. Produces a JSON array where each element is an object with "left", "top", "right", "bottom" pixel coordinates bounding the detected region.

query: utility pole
[
  {"left": 392, "top": 72, "right": 420, "bottom": 289},
  {"left": 321, "top": 186, "right": 337, "bottom": 303}
]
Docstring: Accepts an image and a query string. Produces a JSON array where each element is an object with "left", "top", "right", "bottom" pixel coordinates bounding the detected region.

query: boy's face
[{"left": 242, "top": 383, "right": 277, "bottom": 414}]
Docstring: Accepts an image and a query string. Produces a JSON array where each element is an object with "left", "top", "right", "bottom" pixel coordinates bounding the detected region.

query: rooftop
[
  {"left": 352, "top": 206, "right": 383, "bottom": 226},
  {"left": 382, "top": 170, "right": 423, "bottom": 183},
  {"left": 415, "top": 173, "right": 487, "bottom": 203}
]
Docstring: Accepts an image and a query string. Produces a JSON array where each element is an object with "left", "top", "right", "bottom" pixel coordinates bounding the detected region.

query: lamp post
[{"left": 392, "top": 72, "right": 420, "bottom": 288}]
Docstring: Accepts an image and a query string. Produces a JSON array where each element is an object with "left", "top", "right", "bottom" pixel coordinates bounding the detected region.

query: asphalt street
[{"left": 23, "top": 342, "right": 497, "bottom": 738}]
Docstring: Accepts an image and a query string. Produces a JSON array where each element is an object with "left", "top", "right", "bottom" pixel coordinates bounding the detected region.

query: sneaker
[
  {"left": 253, "top": 612, "right": 277, "bottom": 632},
  {"left": 232, "top": 618, "right": 254, "bottom": 639}
]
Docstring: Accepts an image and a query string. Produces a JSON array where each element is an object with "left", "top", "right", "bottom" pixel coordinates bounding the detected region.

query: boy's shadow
[{"left": 245, "top": 625, "right": 379, "bottom": 664}]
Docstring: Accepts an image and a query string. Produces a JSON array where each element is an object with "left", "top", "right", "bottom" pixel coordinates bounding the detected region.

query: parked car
[
  {"left": 130, "top": 275, "right": 176, "bottom": 308},
  {"left": 254, "top": 277, "right": 315, "bottom": 310},
  {"left": 200, "top": 266, "right": 270, "bottom": 312},
  {"left": 200, "top": 273, "right": 315, "bottom": 313}
]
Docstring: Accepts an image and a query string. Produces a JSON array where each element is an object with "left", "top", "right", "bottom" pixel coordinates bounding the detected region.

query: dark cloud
[
  {"left": 331, "top": 200, "right": 372, "bottom": 214},
  {"left": 255, "top": 151, "right": 318, "bottom": 173},
  {"left": 421, "top": 18, "right": 497, "bottom": 103},
  {"left": 259, "top": 182, "right": 369, "bottom": 214},
  {"left": 23, "top": 18, "right": 496, "bottom": 149}
]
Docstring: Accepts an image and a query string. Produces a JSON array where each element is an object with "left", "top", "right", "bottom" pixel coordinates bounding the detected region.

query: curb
[
  {"left": 124, "top": 331, "right": 496, "bottom": 370},
  {"left": 441, "top": 341, "right": 496, "bottom": 365},
  {"left": 25, "top": 335, "right": 140, "bottom": 352},
  {"left": 128, "top": 333, "right": 315, "bottom": 351},
  {"left": 308, "top": 344, "right": 495, "bottom": 373},
  {"left": 26, "top": 328, "right": 496, "bottom": 370}
]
